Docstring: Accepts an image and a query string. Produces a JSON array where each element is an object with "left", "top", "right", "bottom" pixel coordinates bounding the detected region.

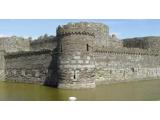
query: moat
[{"left": 0, "top": 80, "right": 160, "bottom": 100}]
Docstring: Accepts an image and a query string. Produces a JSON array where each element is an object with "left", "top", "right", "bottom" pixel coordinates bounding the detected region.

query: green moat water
[{"left": 0, "top": 80, "right": 160, "bottom": 100}]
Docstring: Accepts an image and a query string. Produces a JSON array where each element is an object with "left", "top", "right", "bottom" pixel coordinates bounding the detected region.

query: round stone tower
[
  {"left": 92, "top": 22, "right": 109, "bottom": 47},
  {"left": 56, "top": 22, "right": 105, "bottom": 89}
]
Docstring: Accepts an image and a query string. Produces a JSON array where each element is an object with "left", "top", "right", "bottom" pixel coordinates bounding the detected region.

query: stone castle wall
[
  {"left": 94, "top": 48, "right": 160, "bottom": 84},
  {"left": 108, "top": 34, "right": 123, "bottom": 48},
  {"left": 30, "top": 37, "right": 57, "bottom": 51},
  {"left": 0, "top": 51, "right": 5, "bottom": 81},
  {"left": 123, "top": 36, "right": 160, "bottom": 50},
  {"left": 4, "top": 45, "right": 160, "bottom": 88},
  {"left": 0, "top": 36, "right": 30, "bottom": 53},
  {"left": 5, "top": 49, "right": 53, "bottom": 84}
]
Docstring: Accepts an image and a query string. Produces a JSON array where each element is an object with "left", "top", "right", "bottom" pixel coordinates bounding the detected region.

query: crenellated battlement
[
  {"left": 57, "top": 30, "right": 95, "bottom": 37},
  {"left": 57, "top": 22, "right": 108, "bottom": 37},
  {"left": 5, "top": 49, "right": 52, "bottom": 58},
  {"left": 94, "top": 47, "right": 159, "bottom": 56}
]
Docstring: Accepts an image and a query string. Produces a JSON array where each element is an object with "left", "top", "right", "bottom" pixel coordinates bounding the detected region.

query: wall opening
[
  {"left": 86, "top": 44, "right": 89, "bottom": 51},
  {"left": 131, "top": 67, "right": 134, "bottom": 72},
  {"left": 73, "top": 70, "right": 76, "bottom": 79}
]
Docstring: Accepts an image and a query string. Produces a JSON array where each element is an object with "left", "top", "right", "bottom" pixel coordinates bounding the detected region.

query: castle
[{"left": 1, "top": 22, "right": 160, "bottom": 89}]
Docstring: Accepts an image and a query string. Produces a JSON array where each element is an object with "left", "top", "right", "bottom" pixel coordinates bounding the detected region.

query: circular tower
[
  {"left": 56, "top": 22, "right": 105, "bottom": 89},
  {"left": 92, "top": 22, "right": 109, "bottom": 47}
]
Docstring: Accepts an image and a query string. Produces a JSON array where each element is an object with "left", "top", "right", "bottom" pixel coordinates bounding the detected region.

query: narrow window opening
[
  {"left": 86, "top": 44, "right": 89, "bottom": 51},
  {"left": 131, "top": 67, "right": 134, "bottom": 72},
  {"left": 73, "top": 70, "right": 76, "bottom": 79}
]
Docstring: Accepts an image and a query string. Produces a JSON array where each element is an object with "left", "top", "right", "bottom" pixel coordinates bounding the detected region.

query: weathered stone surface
[
  {"left": 30, "top": 37, "right": 57, "bottom": 51},
  {"left": 0, "top": 36, "right": 30, "bottom": 53},
  {"left": 5, "top": 50, "right": 53, "bottom": 84}
]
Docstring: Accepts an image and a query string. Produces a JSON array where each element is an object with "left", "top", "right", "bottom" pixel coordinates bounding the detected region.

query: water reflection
[{"left": 0, "top": 80, "right": 160, "bottom": 100}]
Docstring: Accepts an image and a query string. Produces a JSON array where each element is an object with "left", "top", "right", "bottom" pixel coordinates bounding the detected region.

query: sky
[{"left": 0, "top": 19, "right": 160, "bottom": 39}]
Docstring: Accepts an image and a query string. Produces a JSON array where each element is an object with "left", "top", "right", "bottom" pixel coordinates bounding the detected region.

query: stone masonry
[{"left": 1, "top": 22, "right": 160, "bottom": 89}]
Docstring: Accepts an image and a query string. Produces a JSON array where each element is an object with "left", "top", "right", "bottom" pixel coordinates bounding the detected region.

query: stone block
[
  {"left": 87, "top": 56, "right": 90, "bottom": 60},
  {"left": 78, "top": 60, "right": 83, "bottom": 64},
  {"left": 71, "top": 60, "right": 76, "bottom": 64},
  {"left": 85, "top": 60, "right": 89, "bottom": 64},
  {"left": 74, "top": 56, "right": 80, "bottom": 59}
]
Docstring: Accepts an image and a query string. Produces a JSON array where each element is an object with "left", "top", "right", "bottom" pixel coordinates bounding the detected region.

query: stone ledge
[
  {"left": 5, "top": 49, "right": 52, "bottom": 58},
  {"left": 58, "top": 83, "right": 96, "bottom": 89}
]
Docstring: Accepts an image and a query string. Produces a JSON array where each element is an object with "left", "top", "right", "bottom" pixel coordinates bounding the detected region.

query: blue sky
[{"left": 0, "top": 19, "right": 160, "bottom": 39}]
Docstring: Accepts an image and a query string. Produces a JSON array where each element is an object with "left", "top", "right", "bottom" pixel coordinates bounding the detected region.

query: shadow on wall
[{"left": 44, "top": 38, "right": 60, "bottom": 88}]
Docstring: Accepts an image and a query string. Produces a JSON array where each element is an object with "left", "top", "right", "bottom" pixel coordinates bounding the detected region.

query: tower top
[{"left": 56, "top": 22, "right": 109, "bottom": 36}]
